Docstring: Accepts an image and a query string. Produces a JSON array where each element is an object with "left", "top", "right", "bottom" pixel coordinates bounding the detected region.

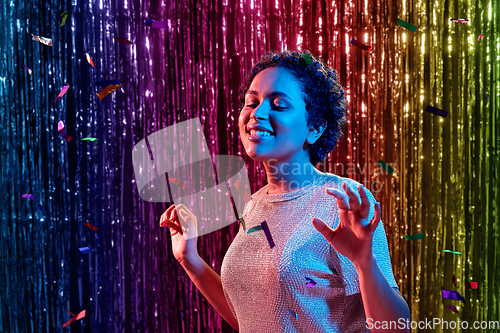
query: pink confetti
[
  {"left": 450, "top": 18, "right": 468, "bottom": 24},
  {"left": 446, "top": 305, "right": 459, "bottom": 314},
  {"left": 233, "top": 180, "right": 252, "bottom": 203},
  {"left": 62, "top": 310, "right": 86, "bottom": 328},
  {"left": 52, "top": 84, "right": 70, "bottom": 102},
  {"left": 477, "top": 34, "right": 484, "bottom": 41},
  {"left": 467, "top": 282, "right": 478, "bottom": 289},
  {"left": 58, "top": 121, "right": 65, "bottom": 132},
  {"left": 22, "top": 194, "right": 36, "bottom": 201},
  {"left": 58, "top": 121, "right": 72, "bottom": 142},
  {"left": 22, "top": 64, "right": 32, "bottom": 75},
  {"left": 305, "top": 277, "right": 317, "bottom": 288}
]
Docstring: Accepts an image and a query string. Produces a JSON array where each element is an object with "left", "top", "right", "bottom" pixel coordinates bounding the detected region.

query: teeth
[{"left": 250, "top": 130, "right": 272, "bottom": 136}]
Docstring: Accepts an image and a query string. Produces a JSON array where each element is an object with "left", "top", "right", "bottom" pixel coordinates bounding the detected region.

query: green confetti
[
  {"left": 60, "top": 11, "right": 69, "bottom": 27},
  {"left": 247, "top": 225, "right": 262, "bottom": 234},
  {"left": 81, "top": 137, "right": 98, "bottom": 142},
  {"left": 376, "top": 160, "right": 395, "bottom": 174},
  {"left": 302, "top": 53, "right": 312, "bottom": 65},
  {"left": 239, "top": 217, "right": 246, "bottom": 231},
  {"left": 404, "top": 233, "right": 425, "bottom": 241},
  {"left": 396, "top": 18, "right": 417, "bottom": 32},
  {"left": 441, "top": 249, "right": 463, "bottom": 255}
]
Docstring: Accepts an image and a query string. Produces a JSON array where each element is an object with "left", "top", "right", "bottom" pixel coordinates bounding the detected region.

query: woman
[{"left": 160, "top": 50, "right": 410, "bottom": 332}]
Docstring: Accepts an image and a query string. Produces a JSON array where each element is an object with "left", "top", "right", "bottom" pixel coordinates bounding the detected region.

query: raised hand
[
  {"left": 159, "top": 204, "right": 199, "bottom": 263},
  {"left": 311, "top": 182, "right": 381, "bottom": 267}
]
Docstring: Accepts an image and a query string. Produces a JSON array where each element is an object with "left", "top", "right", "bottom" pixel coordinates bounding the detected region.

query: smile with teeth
[{"left": 249, "top": 130, "right": 274, "bottom": 136}]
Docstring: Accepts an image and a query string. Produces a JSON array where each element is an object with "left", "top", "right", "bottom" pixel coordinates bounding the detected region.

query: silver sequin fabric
[{"left": 220, "top": 172, "right": 399, "bottom": 333}]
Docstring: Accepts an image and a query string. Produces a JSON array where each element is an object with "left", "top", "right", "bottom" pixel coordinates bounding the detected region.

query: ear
[{"left": 306, "top": 119, "right": 327, "bottom": 145}]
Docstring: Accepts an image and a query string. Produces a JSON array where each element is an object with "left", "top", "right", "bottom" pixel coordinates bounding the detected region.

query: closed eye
[{"left": 245, "top": 102, "right": 286, "bottom": 110}]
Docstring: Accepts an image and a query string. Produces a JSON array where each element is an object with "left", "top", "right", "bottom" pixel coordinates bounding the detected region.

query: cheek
[{"left": 238, "top": 110, "right": 249, "bottom": 127}]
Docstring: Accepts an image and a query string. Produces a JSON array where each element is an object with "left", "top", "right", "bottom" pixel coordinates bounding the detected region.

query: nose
[{"left": 250, "top": 103, "right": 270, "bottom": 120}]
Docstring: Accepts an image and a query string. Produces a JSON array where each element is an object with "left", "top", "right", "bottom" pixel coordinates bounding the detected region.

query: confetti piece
[
  {"left": 288, "top": 309, "right": 299, "bottom": 320},
  {"left": 58, "top": 121, "right": 72, "bottom": 142},
  {"left": 481, "top": 87, "right": 488, "bottom": 98},
  {"left": 233, "top": 180, "right": 252, "bottom": 203},
  {"left": 302, "top": 53, "right": 312, "bottom": 65},
  {"left": 37, "top": 204, "right": 43, "bottom": 211},
  {"left": 376, "top": 160, "right": 395, "bottom": 174},
  {"left": 477, "top": 34, "right": 484, "bottom": 41},
  {"left": 425, "top": 105, "right": 448, "bottom": 118},
  {"left": 247, "top": 225, "right": 262, "bottom": 234},
  {"left": 85, "top": 53, "right": 95, "bottom": 68},
  {"left": 97, "top": 84, "right": 121, "bottom": 99},
  {"left": 238, "top": 216, "right": 246, "bottom": 231},
  {"left": 79, "top": 247, "right": 93, "bottom": 254},
  {"left": 52, "top": 84, "right": 70, "bottom": 103},
  {"left": 446, "top": 305, "right": 459, "bottom": 314},
  {"left": 144, "top": 18, "right": 168, "bottom": 29},
  {"left": 452, "top": 274, "right": 456, "bottom": 286},
  {"left": 350, "top": 38, "right": 372, "bottom": 51},
  {"left": 467, "top": 282, "right": 478, "bottom": 289},
  {"left": 396, "top": 18, "right": 417, "bottom": 32},
  {"left": 83, "top": 223, "right": 98, "bottom": 230},
  {"left": 59, "top": 164, "right": 64, "bottom": 179},
  {"left": 261, "top": 221, "right": 275, "bottom": 248},
  {"left": 442, "top": 249, "right": 462, "bottom": 255},
  {"left": 22, "top": 64, "right": 32, "bottom": 75},
  {"left": 450, "top": 18, "right": 468, "bottom": 24},
  {"left": 58, "top": 121, "right": 65, "bottom": 132},
  {"left": 113, "top": 36, "right": 132, "bottom": 44},
  {"left": 62, "top": 309, "right": 86, "bottom": 328},
  {"left": 31, "top": 33, "right": 53, "bottom": 46},
  {"left": 81, "top": 137, "right": 98, "bottom": 142},
  {"left": 65, "top": 310, "right": 76, "bottom": 317},
  {"left": 22, "top": 194, "right": 36, "bottom": 201},
  {"left": 95, "top": 80, "right": 120, "bottom": 86},
  {"left": 60, "top": 11, "right": 68, "bottom": 26},
  {"left": 168, "top": 177, "right": 187, "bottom": 189},
  {"left": 305, "top": 277, "right": 317, "bottom": 288},
  {"left": 404, "top": 232, "right": 425, "bottom": 240},
  {"left": 442, "top": 289, "right": 466, "bottom": 304}
]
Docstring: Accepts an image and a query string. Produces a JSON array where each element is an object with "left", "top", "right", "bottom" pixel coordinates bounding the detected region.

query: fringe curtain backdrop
[{"left": 0, "top": 0, "right": 498, "bottom": 332}]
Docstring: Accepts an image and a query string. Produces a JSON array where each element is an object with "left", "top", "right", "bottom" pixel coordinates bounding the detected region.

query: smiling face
[{"left": 239, "top": 66, "right": 320, "bottom": 166}]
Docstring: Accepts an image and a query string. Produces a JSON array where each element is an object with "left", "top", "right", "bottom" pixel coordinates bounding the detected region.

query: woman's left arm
[
  {"left": 312, "top": 181, "right": 410, "bottom": 333},
  {"left": 355, "top": 254, "right": 411, "bottom": 332}
]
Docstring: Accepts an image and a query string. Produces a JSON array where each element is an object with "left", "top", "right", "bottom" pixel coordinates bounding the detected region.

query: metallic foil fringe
[{"left": 0, "top": 0, "right": 498, "bottom": 332}]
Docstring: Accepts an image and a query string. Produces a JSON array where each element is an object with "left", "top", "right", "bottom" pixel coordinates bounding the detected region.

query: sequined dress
[{"left": 220, "top": 172, "right": 399, "bottom": 332}]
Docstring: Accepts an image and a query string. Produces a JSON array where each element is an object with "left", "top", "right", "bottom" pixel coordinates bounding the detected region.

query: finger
[
  {"left": 166, "top": 220, "right": 183, "bottom": 234},
  {"left": 160, "top": 208, "right": 172, "bottom": 227},
  {"left": 357, "top": 184, "right": 370, "bottom": 218},
  {"left": 342, "top": 182, "right": 361, "bottom": 212},
  {"left": 311, "top": 217, "right": 337, "bottom": 244},
  {"left": 326, "top": 188, "right": 350, "bottom": 210},
  {"left": 369, "top": 202, "right": 382, "bottom": 232},
  {"left": 339, "top": 209, "right": 351, "bottom": 227},
  {"left": 163, "top": 204, "right": 177, "bottom": 223}
]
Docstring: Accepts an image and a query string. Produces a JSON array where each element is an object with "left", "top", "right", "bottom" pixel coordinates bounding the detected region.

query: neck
[{"left": 263, "top": 160, "right": 325, "bottom": 194}]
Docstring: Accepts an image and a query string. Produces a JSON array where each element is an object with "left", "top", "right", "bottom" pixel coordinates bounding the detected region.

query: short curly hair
[{"left": 238, "top": 50, "right": 348, "bottom": 166}]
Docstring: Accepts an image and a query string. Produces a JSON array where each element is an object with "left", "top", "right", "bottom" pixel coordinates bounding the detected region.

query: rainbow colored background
[{"left": 0, "top": 0, "right": 498, "bottom": 331}]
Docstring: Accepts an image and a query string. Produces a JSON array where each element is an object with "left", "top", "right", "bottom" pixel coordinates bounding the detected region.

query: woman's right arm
[
  {"left": 179, "top": 254, "right": 239, "bottom": 332},
  {"left": 160, "top": 204, "right": 239, "bottom": 332}
]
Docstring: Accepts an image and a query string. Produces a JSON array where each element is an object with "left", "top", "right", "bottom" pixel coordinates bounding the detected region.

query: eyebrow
[{"left": 245, "top": 89, "right": 293, "bottom": 101}]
